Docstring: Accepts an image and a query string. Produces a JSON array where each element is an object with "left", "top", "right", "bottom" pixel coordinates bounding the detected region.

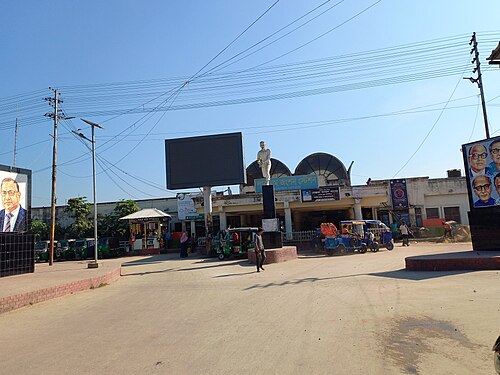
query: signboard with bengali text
[
  {"left": 301, "top": 186, "right": 340, "bottom": 202},
  {"left": 255, "top": 175, "right": 318, "bottom": 193}
]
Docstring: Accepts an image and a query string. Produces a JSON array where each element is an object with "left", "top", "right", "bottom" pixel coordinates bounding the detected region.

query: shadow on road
[
  {"left": 122, "top": 268, "right": 178, "bottom": 277},
  {"left": 213, "top": 271, "right": 256, "bottom": 278},
  {"left": 243, "top": 269, "right": 476, "bottom": 290},
  {"left": 177, "top": 259, "right": 254, "bottom": 272},
  {"left": 371, "top": 269, "right": 474, "bottom": 280}
]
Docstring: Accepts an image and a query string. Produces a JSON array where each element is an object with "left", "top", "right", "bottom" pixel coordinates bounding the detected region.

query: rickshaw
[
  {"left": 214, "top": 227, "right": 258, "bottom": 260},
  {"left": 34, "top": 241, "right": 51, "bottom": 262},
  {"left": 98, "top": 237, "right": 122, "bottom": 258},
  {"left": 321, "top": 222, "right": 368, "bottom": 256},
  {"left": 364, "top": 220, "right": 394, "bottom": 250},
  {"left": 35, "top": 241, "right": 64, "bottom": 262}
]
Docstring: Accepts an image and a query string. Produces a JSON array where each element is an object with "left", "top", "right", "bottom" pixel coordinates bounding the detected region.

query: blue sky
[{"left": 1, "top": 0, "right": 500, "bottom": 207}]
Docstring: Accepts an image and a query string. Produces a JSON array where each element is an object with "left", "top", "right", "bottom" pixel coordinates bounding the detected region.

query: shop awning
[{"left": 120, "top": 208, "right": 171, "bottom": 221}]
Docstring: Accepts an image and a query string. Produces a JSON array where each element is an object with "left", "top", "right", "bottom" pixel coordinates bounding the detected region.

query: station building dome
[
  {"left": 244, "top": 158, "right": 292, "bottom": 187},
  {"left": 294, "top": 152, "right": 350, "bottom": 186}
]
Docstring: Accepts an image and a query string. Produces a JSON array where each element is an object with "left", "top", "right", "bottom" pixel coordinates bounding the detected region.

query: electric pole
[
  {"left": 13, "top": 111, "right": 18, "bottom": 167},
  {"left": 44, "top": 88, "right": 63, "bottom": 266},
  {"left": 464, "top": 32, "right": 490, "bottom": 139}
]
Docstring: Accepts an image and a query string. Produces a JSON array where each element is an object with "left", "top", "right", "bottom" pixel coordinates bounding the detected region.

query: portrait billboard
[
  {"left": 0, "top": 164, "right": 34, "bottom": 277},
  {"left": 0, "top": 165, "right": 31, "bottom": 232},
  {"left": 165, "top": 132, "right": 246, "bottom": 190},
  {"left": 462, "top": 135, "right": 500, "bottom": 209}
]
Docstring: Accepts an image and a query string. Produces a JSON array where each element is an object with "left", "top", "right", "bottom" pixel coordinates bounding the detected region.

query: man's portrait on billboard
[
  {"left": 472, "top": 175, "right": 495, "bottom": 208},
  {"left": 468, "top": 143, "right": 491, "bottom": 178},
  {"left": 0, "top": 176, "right": 28, "bottom": 232}
]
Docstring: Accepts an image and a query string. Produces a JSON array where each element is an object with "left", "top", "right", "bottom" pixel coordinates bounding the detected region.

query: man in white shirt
[{"left": 399, "top": 221, "right": 410, "bottom": 247}]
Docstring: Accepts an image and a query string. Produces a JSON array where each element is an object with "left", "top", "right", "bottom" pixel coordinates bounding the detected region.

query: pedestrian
[
  {"left": 399, "top": 221, "right": 410, "bottom": 246},
  {"left": 254, "top": 227, "right": 266, "bottom": 272},
  {"left": 180, "top": 231, "right": 189, "bottom": 258},
  {"left": 442, "top": 221, "right": 452, "bottom": 239}
]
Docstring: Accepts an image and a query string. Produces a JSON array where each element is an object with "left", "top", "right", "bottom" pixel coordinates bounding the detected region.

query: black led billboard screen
[{"left": 165, "top": 132, "right": 246, "bottom": 190}]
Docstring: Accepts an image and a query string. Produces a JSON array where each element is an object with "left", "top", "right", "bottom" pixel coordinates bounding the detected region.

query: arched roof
[
  {"left": 294, "top": 152, "right": 350, "bottom": 185},
  {"left": 245, "top": 158, "right": 292, "bottom": 186}
]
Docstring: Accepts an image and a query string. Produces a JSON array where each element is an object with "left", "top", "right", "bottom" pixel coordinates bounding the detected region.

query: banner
[
  {"left": 462, "top": 135, "right": 500, "bottom": 209},
  {"left": 301, "top": 186, "right": 340, "bottom": 202},
  {"left": 176, "top": 193, "right": 201, "bottom": 220},
  {"left": 390, "top": 179, "right": 408, "bottom": 209}
]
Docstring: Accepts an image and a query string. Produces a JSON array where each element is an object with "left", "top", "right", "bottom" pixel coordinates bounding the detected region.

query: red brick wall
[{"left": 0, "top": 267, "right": 121, "bottom": 315}]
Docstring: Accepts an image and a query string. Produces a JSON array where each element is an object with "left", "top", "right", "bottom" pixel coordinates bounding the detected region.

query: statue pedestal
[{"left": 248, "top": 246, "right": 297, "bottom": 265}]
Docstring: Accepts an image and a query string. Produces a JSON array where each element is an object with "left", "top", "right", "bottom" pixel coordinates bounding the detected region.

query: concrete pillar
[
  {"left": 292, "top": 211, "right": 302, "bottom": 231},
  {"left": 408, "top": 207, "right": 416, "bottom": 227},
  {"left": 240, "top": 215, "right": 247, "bottom": 227},
  {"left": 372, "top": 207, "right": 378, "bottom": 220},
  {"left": 190, "top": 220, "right": 196, "bottom": 237},
  {"left": 284, "top": 202, "right": 292, "bottom": 240},
  {"left": 219, "top": 209, "right": 227, "bottom": 230},
  {"left": 354, "top": 199, "right": 363, "bottom": 220}
]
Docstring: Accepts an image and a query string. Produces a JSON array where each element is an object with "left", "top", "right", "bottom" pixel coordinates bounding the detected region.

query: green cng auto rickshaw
[{"left": 214, "top": 227, "right": 258, "bottom": 260}]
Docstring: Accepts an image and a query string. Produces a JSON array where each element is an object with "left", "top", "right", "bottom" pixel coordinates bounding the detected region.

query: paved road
[{"left": 0, "top": 243, "right": 497, "bottom": 374}]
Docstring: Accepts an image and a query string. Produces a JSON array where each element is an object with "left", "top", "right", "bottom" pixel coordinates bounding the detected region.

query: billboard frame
[{"left": 165, "top": 132, "right": 246, "bottom": 190}]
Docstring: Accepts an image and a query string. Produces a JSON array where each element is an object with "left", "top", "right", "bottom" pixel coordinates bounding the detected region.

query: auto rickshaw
[
  {"left": 35, "top": 240, "right": 64, "bottom": 262},
  {"left": 98, "top": 237, "right": 122, "bottom": 258},
  {"left": 364, "top": 220, "right": 394, "bottom": 250},
  {"left": 214, "top": 227, "right": 258, "bottom": 260},
  {"left": 320, "top": 222, "right": 367, "bottom": 256},
  {"left": 34, "top": 241, "right": 51, "bottom": 262}
]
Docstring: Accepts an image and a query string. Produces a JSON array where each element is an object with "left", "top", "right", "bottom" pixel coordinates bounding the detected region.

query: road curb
[{"left": 0, "top": 266, "right": 122, "bottom": 314}]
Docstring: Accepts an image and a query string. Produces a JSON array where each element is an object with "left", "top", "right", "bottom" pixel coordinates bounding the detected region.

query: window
[
  {"left": 444, "top": 206, "right": 461, "bottom": 224},
  {"left": 426, "top": 208, "right": 440, "bottom": 219}
]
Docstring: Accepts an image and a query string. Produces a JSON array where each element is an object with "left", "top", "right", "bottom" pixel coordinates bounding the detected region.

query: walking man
[
  {"left": 399, "top": 221, "right": 410, "bottom": 247},
  {"left": 254, "top": 228, "right": 266, "bottom": 272}
]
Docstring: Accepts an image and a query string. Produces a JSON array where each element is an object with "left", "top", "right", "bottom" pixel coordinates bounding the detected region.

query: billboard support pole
[{"left": 203, "top": 186, "right": 213, "bottom": 255}]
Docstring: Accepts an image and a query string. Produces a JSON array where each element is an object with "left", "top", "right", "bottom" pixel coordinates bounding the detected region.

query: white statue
[{"left": 257, "top": 140, "right": 271, "bottom": 185}]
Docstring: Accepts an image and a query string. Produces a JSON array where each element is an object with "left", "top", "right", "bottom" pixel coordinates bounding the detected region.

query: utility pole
[
  {"left": 13, "top": 106, "right": 18, "bottom": 167},
  {"left": 44, "top": 88, "right": 63, "bottom": 266},
  {"left": 464, "top": 32, "right": 490, "bottom": 139}
]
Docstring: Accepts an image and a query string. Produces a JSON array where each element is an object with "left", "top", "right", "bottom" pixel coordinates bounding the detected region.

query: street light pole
[{"left": 79, "top": 119, "right": 103, "bottom": 268}]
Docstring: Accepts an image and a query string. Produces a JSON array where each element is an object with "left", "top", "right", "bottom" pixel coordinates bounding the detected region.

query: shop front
[{"left": 120, "top": 208, "right": 171, "bottom": 255}]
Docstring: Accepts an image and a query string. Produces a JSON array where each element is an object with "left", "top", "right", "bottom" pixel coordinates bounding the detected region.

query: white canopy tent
[{"left": 120, "top": 209, "right": 171, "bottom": 254}]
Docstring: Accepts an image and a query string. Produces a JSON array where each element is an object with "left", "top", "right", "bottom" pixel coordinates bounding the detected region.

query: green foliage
[
  {"left": 112, "top": 200, "right": 139, "bottom": 239},
  {"left": 96, "top": 200, "right": 140, "bottom": 239},
  {"left": 31, "top": 221, "right": 49, "bottom": 241},
  {"left": 65, "top": 197, "right": 93, "bottom": 238}
]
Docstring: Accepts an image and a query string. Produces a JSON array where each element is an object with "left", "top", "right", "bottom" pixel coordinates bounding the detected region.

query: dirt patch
[{"left": 382, "top": 317, "right": 479, "bottom": 374}]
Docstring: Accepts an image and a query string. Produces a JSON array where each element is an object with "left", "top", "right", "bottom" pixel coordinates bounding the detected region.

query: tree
[
  {"left": 112, "top": 200, "right": 139, "bottom": 239},
  {"left": 31, "top": 221, "right": 49, "bottom": 241},
  {"left": 64, "top": 197, "right": 93, "bottom": 238}
]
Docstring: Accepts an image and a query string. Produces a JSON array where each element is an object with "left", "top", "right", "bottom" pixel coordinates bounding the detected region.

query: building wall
[{"left": 31, "top": 176, "right": 472, "bottom": 235}]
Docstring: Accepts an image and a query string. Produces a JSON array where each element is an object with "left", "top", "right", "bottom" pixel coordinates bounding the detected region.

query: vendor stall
[{"left": 120, "top": 208, "right": 171, "bottom": 255}]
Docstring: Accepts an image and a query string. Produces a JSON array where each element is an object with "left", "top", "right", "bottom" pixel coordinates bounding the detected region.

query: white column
[
  {"left": 354, "top": 199, "right": 363, "bottom": 220},
  {"left": 284, "top": 201, "right": 292, "bottom": 240},
  {"left": 219, "top": 209, "right": 227, "bottom": 230}
]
